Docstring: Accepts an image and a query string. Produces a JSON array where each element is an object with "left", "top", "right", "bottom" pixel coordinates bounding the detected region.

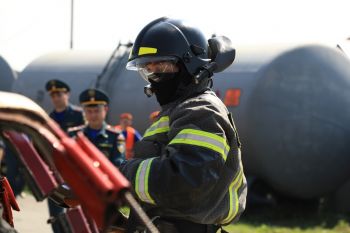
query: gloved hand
[{"left": 0, "top": 176, "right": 20, "bottom": 227}]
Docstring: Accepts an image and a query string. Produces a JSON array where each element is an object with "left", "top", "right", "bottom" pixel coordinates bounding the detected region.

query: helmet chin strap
[
  {"left": 144, "top": 84, "right": 154, "bottom": 97},
  {"left": 193, "top": 62, "right": 217, "bottom": 84}
]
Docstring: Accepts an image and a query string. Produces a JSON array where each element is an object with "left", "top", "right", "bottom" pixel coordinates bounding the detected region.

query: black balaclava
[{"left": 150, "top": 62, "right": 192, "bottom": 106}]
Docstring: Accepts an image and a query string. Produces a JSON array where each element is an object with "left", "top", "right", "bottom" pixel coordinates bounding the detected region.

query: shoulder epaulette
[
  {"left": 70, "top": 104, "right": 83, "bottom": 112},
  {"left": 105, "top": 125, "right": 119, "bottom": 134},
  {"left": 67, "top": 124, "right": 86, "bottom": 133}
]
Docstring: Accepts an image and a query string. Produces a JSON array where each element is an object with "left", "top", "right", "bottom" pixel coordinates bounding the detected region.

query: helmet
[{"left": 126, "top": 17, "right": 210, "bottom": 79}]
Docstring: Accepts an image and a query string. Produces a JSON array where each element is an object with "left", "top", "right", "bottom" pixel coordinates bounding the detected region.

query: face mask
[
  {"left": 151, "top": 63, "right": 193, "bottom": 105},
  {"left": 150, "top": 76, "right": 182, "bottom": 105},
  {"left": 143, "top": 72, "right": 180, "bottom": 98},
  {"left": 139, "top": 59, "right": 194, "bottom": 105}
]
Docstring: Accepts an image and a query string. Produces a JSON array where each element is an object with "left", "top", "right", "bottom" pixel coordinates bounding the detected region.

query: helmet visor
[{"left": 126, "top": 56, "right": 179, "bottom": 83}]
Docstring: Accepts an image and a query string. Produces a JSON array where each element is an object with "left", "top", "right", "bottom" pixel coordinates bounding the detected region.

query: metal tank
[
  {"left": 246, "top": 45, "right": 350, "bottom": 199},
  {"left": 0, "top": 55, "right": 17, "bottom": 91},
  {"left": 12, "top": 50, "right": 112, "bottom": 113},
  {"left": 13, "top": 43, "right": 350, "bottom": 207},
  {"left": 218, "top": 45, "right": 350, "bottom": 199}
]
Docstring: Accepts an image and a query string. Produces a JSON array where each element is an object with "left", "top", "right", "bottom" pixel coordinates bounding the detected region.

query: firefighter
[
  {"left": 115, "top": 113, "right": 142, "bottom": 160},
  {"left": 46, "top": 79, "right": 85, "bottom": 131},
  {"left": 120, "top": 17, "right": 247, "bottom": 233},
  {"left": 69, "top": 89, "right": 126, "bottom": 167}
]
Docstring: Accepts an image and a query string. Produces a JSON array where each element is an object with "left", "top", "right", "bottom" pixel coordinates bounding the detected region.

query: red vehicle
[{"left": 0, "top": 91, "right": 158, "bottom": 233}]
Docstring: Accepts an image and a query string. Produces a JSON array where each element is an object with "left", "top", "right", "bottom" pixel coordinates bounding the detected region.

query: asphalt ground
[{"left": 13, "top": 195, "right": 52, "bottom": 233}]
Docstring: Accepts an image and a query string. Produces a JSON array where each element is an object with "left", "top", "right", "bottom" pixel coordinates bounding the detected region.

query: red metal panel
[
  {"left": 4, "top": 131, "right": 58, "bottom": 197},
  {"left": 66, "top": 207, "right": 97, "bottom": 233}
]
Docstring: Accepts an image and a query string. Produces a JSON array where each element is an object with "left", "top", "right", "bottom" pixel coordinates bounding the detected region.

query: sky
[{"left": 0, "top": 0, "right": 349, "bottom": 71}]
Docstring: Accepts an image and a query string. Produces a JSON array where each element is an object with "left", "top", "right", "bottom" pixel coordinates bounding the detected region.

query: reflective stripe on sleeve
[
  {"left": 168, "top": 129, "right": 230, "bottom": 161},
  {"left": 135, "top": 158, "right": 156, "bottom": 204},
  {"left": 143, "top": 116, "right": 169, "bottom": 138},
  {"left": 221, "top": 159, "right": 244, "bottom": 224}
]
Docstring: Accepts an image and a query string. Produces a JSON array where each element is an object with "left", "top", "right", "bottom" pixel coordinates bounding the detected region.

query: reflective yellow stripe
[
  {"left": 168, "top": 129, "right": 230, "bottom": 161},
  {"left": 138, "top": 47, "right": 158, "bottom": 56},
  {"left": 135, "top": 158, "right": 156, "bottom": 204},
  {"left": 118, "top": 206, "right": 130, "bottom": 218},
  {"left": 143, "top": 116, "right": 169, "bottom": 138},
  {"left": 221, "top": 166, "right": 243, "bottom": 224}
]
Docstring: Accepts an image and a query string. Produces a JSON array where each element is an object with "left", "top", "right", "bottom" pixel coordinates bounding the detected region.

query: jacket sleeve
[{"left": 120, "top": 97, "right": 232, "bottom": 211}]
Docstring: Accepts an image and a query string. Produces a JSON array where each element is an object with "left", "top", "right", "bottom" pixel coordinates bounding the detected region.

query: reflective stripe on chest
[{"left": 143, "top": 116, "right": 170, "bottom": 138}]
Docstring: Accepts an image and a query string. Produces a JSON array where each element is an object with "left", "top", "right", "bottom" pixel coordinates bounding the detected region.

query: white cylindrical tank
[
  {"left": 0, "top": 55, "right": 17, "bottom": 91},
  {"left": 12, "top": 51, "right": 111, "bottom": 113}
]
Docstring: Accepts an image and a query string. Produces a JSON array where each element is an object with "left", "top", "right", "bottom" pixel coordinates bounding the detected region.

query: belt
[
  {"left": 131, "top": 217, "right": 220, "bottom": 233},
  {"left": 126, "top": 209, "right": 224, "bottom": 233}
]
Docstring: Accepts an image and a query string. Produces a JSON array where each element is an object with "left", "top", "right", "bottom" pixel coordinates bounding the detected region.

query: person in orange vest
[
  {"left": 115, "top": 113, "right": 142, "bottom": 160},
  {"left": 149, "top": 111, "right": 160, "bottom": 124}
]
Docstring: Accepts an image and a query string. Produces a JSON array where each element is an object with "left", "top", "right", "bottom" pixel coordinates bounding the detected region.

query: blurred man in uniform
[
  {"left": 115, "top": 113, "right": 141, "bottom": 160},
  {"left": 69, "top": 89, "right": 125, "bottom": 167},
  {"left": 119, "top": 18, "right": 247, "bottom": 233},
  {"left": 45, "top": 79, "right": 85, "bottom": 233},
  {"left": 46, "top": 79, "right": 85, "bottom": 131}
]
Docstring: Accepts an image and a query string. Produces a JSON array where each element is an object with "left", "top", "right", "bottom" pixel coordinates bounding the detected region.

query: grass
[
  {"left": 222, "top": 202, "right": 350, "bottom": 233},
  {"left": 224, "top": 220, "right": 350, "bottom": 233},
  {"left": 22, "top": 186, "right": 350, "bottom": 233}
]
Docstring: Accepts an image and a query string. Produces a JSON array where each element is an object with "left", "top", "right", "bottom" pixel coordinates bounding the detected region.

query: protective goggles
[{"left": 126, "top": 56, "right": 179, "bottom": 83}]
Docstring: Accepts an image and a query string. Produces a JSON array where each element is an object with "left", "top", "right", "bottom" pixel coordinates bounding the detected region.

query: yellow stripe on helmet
[{"left": 138, "top": 47, "right": 158, "bottom": 56}]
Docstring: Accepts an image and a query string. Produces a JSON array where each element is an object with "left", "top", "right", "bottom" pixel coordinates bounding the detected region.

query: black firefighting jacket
[{"left": 121, "top": 86, "right": 247, "bottom": 225}]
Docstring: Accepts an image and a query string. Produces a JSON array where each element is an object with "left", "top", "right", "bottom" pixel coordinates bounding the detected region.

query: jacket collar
[
  {"left": 160, "top": 77, "right": 210, "bottom": 111},
  {"left": 84, "top": 121, "right": 108, "bottom": 138}
]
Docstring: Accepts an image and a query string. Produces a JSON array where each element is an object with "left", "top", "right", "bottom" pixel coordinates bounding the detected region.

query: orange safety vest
[{"left": 115, "top": 125, "right": 136, "bottom": 160}]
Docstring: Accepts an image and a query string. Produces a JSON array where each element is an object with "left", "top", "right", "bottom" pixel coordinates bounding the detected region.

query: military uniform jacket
[
  {"left": 68, "top": 123, "right": 126, "bottom": 167},
  {"left": 121, "top": 89, "right": 247, "bottom": 225},
  {"left": 49, "top": 104, "right": 85, "bottom": 132}
]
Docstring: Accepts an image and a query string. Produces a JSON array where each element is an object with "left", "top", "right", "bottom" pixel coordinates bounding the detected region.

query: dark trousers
[
  {"left": 48, "top": 199, "right": 65, "bottom": 233},
  {"left": 3, "top": 148, "right": 25, "bottom": 196},
  {"left": 154, "top": 218, "right": 219, "bottom": 233},
  {"left": 126, "top": 211, "right": 219, "bottom": 233}
]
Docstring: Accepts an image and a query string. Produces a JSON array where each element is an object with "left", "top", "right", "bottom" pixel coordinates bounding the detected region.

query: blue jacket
[
  {"left": 49, "top": 104, "right": 84, "bottom": 132},
  {"left": 68, "top": 122, "right": 126, "bottom": 167}
]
